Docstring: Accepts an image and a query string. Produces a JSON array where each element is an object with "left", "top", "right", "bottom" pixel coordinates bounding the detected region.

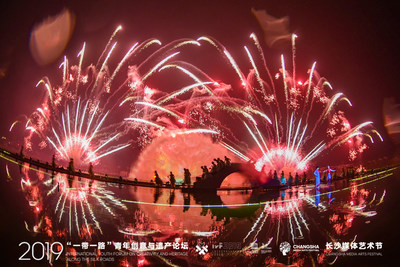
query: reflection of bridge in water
[{"left": 189, "top": 190, "right": 282, "bottom": 222}]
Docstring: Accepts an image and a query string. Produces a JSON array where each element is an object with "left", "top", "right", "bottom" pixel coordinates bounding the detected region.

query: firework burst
[
  {"left": 12, "top": 26, "right": 208, "bottom": 171},
  {"left": 11, "top": 27, "right": 382, "bottom": 180},
  {"left": 122, "top": 33, "right": 383, "bottom": 176}
]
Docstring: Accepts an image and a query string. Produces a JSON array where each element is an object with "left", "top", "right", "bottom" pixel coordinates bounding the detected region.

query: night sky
[{"left": 0, "top": 0, "right": 399, "bottom": 160}]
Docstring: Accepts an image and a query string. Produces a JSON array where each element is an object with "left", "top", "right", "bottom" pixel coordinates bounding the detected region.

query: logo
[
  {"left": 279, "top": 242, "right": 291, "bottom": 256},
  {"left": 293, "top": 244, "right": 319, "bottom": 252},
  {"left": 195, "top": 244, "right": 208, "bottom": 255}
]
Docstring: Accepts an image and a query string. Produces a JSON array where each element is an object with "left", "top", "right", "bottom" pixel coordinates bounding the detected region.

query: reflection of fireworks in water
[
  {"left": 245, "top": 170, "right": 392, "bottom": 265},
  {"left": 14, "top": 150, "right": 396, "bottom": 265},
  {"left": 19, "top": 163, "right": 128, "bottom": 238},
  {"left": 116, "top": 169, "right": 393, "bottom": 265}
]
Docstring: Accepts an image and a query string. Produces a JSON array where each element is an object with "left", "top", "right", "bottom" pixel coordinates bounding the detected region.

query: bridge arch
[{"left": 193, "top": 163, "right": 260, "bottom": 190}]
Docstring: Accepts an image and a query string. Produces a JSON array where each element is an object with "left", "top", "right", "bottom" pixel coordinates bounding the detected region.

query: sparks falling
[
  {"left": 13, "top": 26, "right": 381, "bottom": 181},
  {"left": 120, "top": 33, "right": 381, "bottom": 175}
]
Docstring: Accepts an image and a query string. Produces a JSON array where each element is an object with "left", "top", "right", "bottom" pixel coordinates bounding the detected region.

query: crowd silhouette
[{"left": 151, "top": 156, "right": 232, "bottom": 187}]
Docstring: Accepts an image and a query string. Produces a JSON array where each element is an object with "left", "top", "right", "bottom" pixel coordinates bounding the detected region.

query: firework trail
[
  {"left": 120, "top": 34, "right": 382, "bottom": 176},
  {"left": 11, "top": 27, "right": 208, "bottom": 172},
  {"left": 9, "top": 26, "right": 384, "bottom": 188},
  {"left": 11, "top": 24, "right": 381, "bottom": 178}
]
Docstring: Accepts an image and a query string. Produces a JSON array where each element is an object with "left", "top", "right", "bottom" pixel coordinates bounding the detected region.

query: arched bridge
[
  {"left": 0, "top": 147, "right": 265, "bottom": 191},
  {"left": 193, "top": 162, "right": 261, "bottom": 191}
]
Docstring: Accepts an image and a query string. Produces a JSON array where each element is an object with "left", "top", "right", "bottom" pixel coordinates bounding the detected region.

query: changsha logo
[
  {"left": 279, "top": 242, "right": 291, "bottom": 256},
  {"left": 293, "top": 244, "right": 320, "bottom": 252}
]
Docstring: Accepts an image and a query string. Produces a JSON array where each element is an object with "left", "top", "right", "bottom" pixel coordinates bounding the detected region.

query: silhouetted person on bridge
[
  {"left": 19, "top": 146, "right": 24, "bottom": 158},
  {"left": 302, "top": 172, "right": 307, "bottom": 184},
  {"left": 224, "top": 156, "right": 231, "bottom": 166},
  {"left": 211, "top": 158, "right": 221, "bottom": 172},
  {"left": 295, "top": 173, "right": 300, "bottom": 186},
  {"left": 214, "top": 158, "right": 223, "bottom": 170},
  {"left": 287, "top": 172, "right": 293, "bottom": 186},
  {"left": 211, "top": 162, "right": 217, "bottom": 173},
  {"left": 184, "top": 168, "right": 191, "bottom": 185},
  {"left": 52, "top": 155, "right": 56, "bottom": 170},
  {"left": 88, "top": 162, "right": 94, "bottom": 178},
  {"left": 68, "top": 158, "right": 75, "bottom": 173},
  {"left": 204, "top": 165, "right": 209, "bottom": 174},
  {"left": 268, "top": 170, "right": 273, "bottom": 181},
  {"left": 169, "top": 171, "right": 176, "bottom": 187},
  {"left": 273, "top": 170, "right": 278, "bottom": 180},
  {"left": 154, "top": 171, "right": 163, "bottom": 186},
  {"left": 219, "top": 158, "right": 225, "bottom": 167},
  {"left": 201, "top": 166, "right": 209, "bottom": 179}
]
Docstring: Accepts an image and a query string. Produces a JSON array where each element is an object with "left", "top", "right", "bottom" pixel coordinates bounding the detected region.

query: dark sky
[{"left": 0, "top": 0, "right": 399, "bottom": 160}]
